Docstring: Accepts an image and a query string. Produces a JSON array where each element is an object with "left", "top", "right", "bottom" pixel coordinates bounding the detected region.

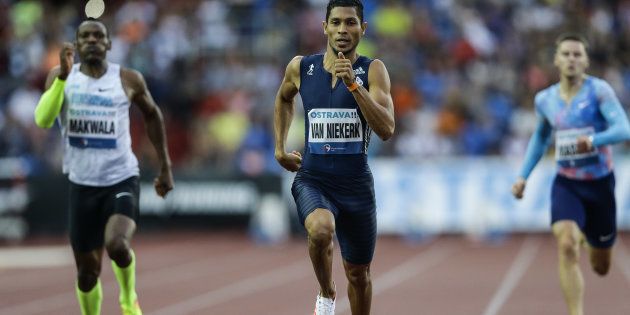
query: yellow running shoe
[{"left": 121, "top": 300, "right": 142, "bottom": 315}]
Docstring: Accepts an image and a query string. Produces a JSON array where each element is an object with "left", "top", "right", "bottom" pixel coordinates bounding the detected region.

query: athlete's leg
[
  {"left": 343, "top": 260, "right": 371, "bottom": 315},
  {"left": 588, "top": 246, "right": 612, "bottom": 276},
  {"left": 105, "top": 214, "right": 140, "bottom": 312},
  {"left": 305, "top": 208, "right": 337, "bottom": 299},
  {"left": 552, "top": 220, "right": 584, "bottom": 315},
  {"left": 74, "top": 249, "right": 104, "bottom": 315},
  {"left": 105, "top": 214, "right": 136, "bottom": 267}
]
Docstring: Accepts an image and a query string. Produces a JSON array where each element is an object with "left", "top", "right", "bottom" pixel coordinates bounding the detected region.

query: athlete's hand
[
  {"left": 335, "top": 52, "right": 355, "bottom": 86},
  {"left": 154, "top": 167, "right": 174, "bottom": 198},
  {"left": 58, "top": 42, "right": 74, "bottom": 80},
  {"left": 511, "top": 177, "right": 526, "bottom": 200},
  {"left": 576, "top": 135, "right": 593, "bottom": 153},
  {"left": 275, "top": 150, "right": 302, "bottom": 172}
]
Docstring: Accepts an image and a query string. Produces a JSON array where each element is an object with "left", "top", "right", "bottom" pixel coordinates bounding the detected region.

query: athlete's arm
[
  {"left": 335, "top": 54, "right": 395, "bottom": 140},
  {"left": 121, "top": 68, "right": 174, "bottom": 197},
  {"left": 34, "top": 43, "right": 74, "bottom": 128},
  {"left": 512, "top": 113, "right": 553, "bottom": 199},
  {"left": 591, "top": 81, "right": 630, "bottom": 146},
  {"left": 274, "top": 56, "right": 303, "bottom": 172}
]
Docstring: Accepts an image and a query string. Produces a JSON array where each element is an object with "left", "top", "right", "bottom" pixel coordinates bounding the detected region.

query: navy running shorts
[
  {"left": 291, "top": 168, "right": 377, "bottom": 265},
  {"left": 69, "top": 176, "right": 140, "bottom": 252},
  {"left": 551, "top": 172, "right": 616, "bottom": 248}
]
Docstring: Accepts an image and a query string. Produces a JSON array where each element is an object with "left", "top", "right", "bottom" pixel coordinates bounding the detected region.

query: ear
[
  {"left": 322, "top": 20, "right": 327, "bottom": 35},
  {"left": 361, "top": 21, "right": 367, "bottom": 36}
]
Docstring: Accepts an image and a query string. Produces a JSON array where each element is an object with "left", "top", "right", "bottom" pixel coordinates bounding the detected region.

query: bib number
[
  {"left": 307, "top": 108, "right": 363, "bottom": 154},
  {"left": 555, "top": 127, "right": 598, "bottom": 167},
  {"left": 67, "top": 105, "right": 117, "bottom": 149}
]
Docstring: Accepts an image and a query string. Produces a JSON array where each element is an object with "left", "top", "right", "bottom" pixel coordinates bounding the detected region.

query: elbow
[
  {"left": 378, "top": 124, "right": 395, "bottom": 141},
  {"left": 34, "top": 116, "right": 52, "bottom": 129}
]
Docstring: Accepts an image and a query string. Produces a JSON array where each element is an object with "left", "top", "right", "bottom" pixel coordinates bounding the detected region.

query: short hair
[
  {"left": 555, "top": 32, "right": 589, "bottom": 51},
  {"left": 76, "top": 18, "right": 110, "bottom": 40},
  {"left": 326, "top": 0, "right": 364, "bottom": 23}
]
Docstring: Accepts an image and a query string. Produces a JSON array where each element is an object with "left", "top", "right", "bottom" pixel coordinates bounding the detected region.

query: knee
[
  {"left": 592, "top": 259, "right": 611, "bottom": 276},
  {"left": 105, "top": 236, "right": 130, "bottom": 262},
  {"left": 346, "top": 266, "right": 371, "bottom": 288},
  {"left": 557, "top": 237, "right": 580, "bottom": 263},
  {"left": 306, "top": 219, "right": 335, "bottom": 246},
  {"left": 76, "top": 263, "right": 101, "bottom": 291}
]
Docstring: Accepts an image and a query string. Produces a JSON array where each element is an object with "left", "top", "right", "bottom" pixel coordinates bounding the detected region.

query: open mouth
[{"left": 336, "top": 38, "right": 351, "bottom": 46}]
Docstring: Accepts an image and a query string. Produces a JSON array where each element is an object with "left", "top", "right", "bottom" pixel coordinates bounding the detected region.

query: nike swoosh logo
[
  {"left": 599, "top": 233, "right": 614, "bottom": 242},
  {"left": 98, "top": 88, "right": 111, "bottom": 92},
  {"left": 116, "top": 192, "right": 133, "bottom": 199}
]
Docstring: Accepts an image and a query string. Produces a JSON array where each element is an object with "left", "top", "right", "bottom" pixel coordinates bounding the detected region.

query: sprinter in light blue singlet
[
  {"left": 273, "top": 1, "right": 395, "bottom": 314},
  {"left": 512, "top": 33, "right": 630, "bottom": 315}
]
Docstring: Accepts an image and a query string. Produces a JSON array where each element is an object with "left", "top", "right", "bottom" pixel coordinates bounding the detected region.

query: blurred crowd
[{"left": 1, "top": 0, "right": 630, "bottom": 176}]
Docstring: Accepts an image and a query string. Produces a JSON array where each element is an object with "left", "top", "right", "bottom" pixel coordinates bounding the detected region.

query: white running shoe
[{"left": 313, "top": 292, "right": 335, "bottom": 315}]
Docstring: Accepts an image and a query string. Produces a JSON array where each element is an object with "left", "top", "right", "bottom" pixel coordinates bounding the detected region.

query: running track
[{"left": 1, "top": 232, "right": 630, "bottom": 314}]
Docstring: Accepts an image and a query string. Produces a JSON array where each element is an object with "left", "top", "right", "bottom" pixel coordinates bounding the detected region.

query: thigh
[
  {"left": 69, "top": 182, "right": 107, "bottom": 252},
  {"left": 551, "top": 175, "right": 586, "bottom": 230},
  {"left": 583, "top": 175, "right": 616, "bottom": 249},
  {"left": 104, "top": 176, "right": 140, "bottom": 222},
  {"left": 292, "top": 171, "right": 339, "bottom": 226},
  {"left": 335, "top": 190, "right": 377, "bottom": 265}
]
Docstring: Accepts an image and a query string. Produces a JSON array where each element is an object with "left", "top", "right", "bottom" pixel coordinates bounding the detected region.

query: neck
[
  {"left": 559, "top": 74, "right": 585, "bottom": 94},
  {"left": 80, "top": 60, "right": 108, "bottom": 78},
  {"left": 323, "top": 46, "right": 358, "bottom": 71}
]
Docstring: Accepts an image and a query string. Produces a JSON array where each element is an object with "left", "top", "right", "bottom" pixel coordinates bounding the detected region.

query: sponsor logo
[
  {"left": 116, "top": 192, "right": 133, "bottom": 199},
  {"left": 97, "top": 87, "right": 112, "bottom": 92},
  {"left": 599, "top": 233, "right": 614, "bottom": 242},
  {"left": 577, "top": 101, "right": 588, "bottom": 109},
  {"left": 353, "top": 67, "right": 365, "bottom": 75},
  {"left": 307, "top": 64, "right": 314, "bottom": 75},
  {"left": 356, "top": 76, "right": 364, "bottom": 86}
]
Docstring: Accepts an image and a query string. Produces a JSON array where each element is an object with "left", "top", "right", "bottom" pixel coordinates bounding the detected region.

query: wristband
[{"left": 347, "top": 81, "right": 359, "bottom": 92}]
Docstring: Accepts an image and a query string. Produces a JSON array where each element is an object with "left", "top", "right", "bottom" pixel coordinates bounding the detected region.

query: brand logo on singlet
[
  {"left": 307, "top": 64, "right": 314, "bottom": 75},
  {"left": 353, "top": 67, "right": 365, "bottom": 75},
  {"left": 356, "top": 76, "right": 364, "bottom": 86}
]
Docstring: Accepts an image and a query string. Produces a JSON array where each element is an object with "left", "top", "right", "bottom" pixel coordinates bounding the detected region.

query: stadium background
[
  {"left": 2, "top": 1, "right": 630, "bottom": 314},
  {"left": 2, "top": 0, "right": 630, "bottom": 240}
]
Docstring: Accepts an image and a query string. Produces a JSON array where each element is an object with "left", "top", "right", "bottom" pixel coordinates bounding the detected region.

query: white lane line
[
  {"left": 0, "top": 245, "right": 73, "bottom": 269},
  {"left": 481, "top": 237, "right": 540, "bottom": 315},
  {"left": 151, "top": 259, "right": 311, "bottom": 315},
  {"left": 613, "top": 239, "right": 630, "bottom": 285},
  {"left": 0, "top": 246, "right": 274, "bottom": 315},
  {"left": 335, "top": 244, "right": 457, "bottom": 314}
]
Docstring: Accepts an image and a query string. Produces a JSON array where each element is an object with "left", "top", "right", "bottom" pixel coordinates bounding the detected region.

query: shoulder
[
  {"left": 284, "top": 55, "right": 303, "bottom": 78},
  {"left": 120, "top": 67, "right": 146, "bottom": 89},
  {"left": 367, "top": 58, "right": 386, "bottom": 72},
  {"left": 589, "top": 76, "right": 616, "bottom": 96},
  {"left": 534, "top": 84, "right": 556, "bottom": 103}
]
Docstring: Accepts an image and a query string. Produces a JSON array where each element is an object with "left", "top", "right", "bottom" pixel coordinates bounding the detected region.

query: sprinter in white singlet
[{"left": 34, "top": 19, "right": 173, "bottom": 315}]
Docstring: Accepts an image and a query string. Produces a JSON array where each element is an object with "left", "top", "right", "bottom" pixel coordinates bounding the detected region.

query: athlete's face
[
  {"left": 75, "top": 21, "right": 111, "bottom": 64},
  {"left": 554, "top": 40, "right": 589, "bottom": 79},
  {"left": 323, "top": 7, "right": 366, "bottom": 55}
]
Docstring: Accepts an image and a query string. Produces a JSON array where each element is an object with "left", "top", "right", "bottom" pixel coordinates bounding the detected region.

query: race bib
[
  {"left": 555, "top": 127, "right": 598, "bottom": 167},
  {"left": 67, "top": 104, "right": 117, "bottom": 149},
  {"left": 307, "top": 108, "right": 363, "bottom": 154}
]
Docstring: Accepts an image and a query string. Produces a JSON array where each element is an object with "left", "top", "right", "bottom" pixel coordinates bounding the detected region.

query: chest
[
  {"left": 300, "top": 64, "right": 368, "bottom": 111},
  {"left": 541, "top": 88, "right": 603, "bottom": 129}
]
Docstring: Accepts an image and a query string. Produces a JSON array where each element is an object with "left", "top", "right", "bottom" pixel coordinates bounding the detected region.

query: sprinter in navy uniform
[{"left": 273, "top": 1, "right": 394, "bottom": 314}]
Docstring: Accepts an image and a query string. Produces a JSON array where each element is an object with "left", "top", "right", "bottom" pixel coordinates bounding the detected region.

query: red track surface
[{"left": 1, "top": 232, "right": 630, "bottom": 315}]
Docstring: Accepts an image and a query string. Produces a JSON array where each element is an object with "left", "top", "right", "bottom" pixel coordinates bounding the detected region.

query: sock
[
  {"left": 111, "top": 249, "right": 138, "bottom": 306},
  {"left": 76, "top": 279, "right": 102, "bottom": 315}
]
